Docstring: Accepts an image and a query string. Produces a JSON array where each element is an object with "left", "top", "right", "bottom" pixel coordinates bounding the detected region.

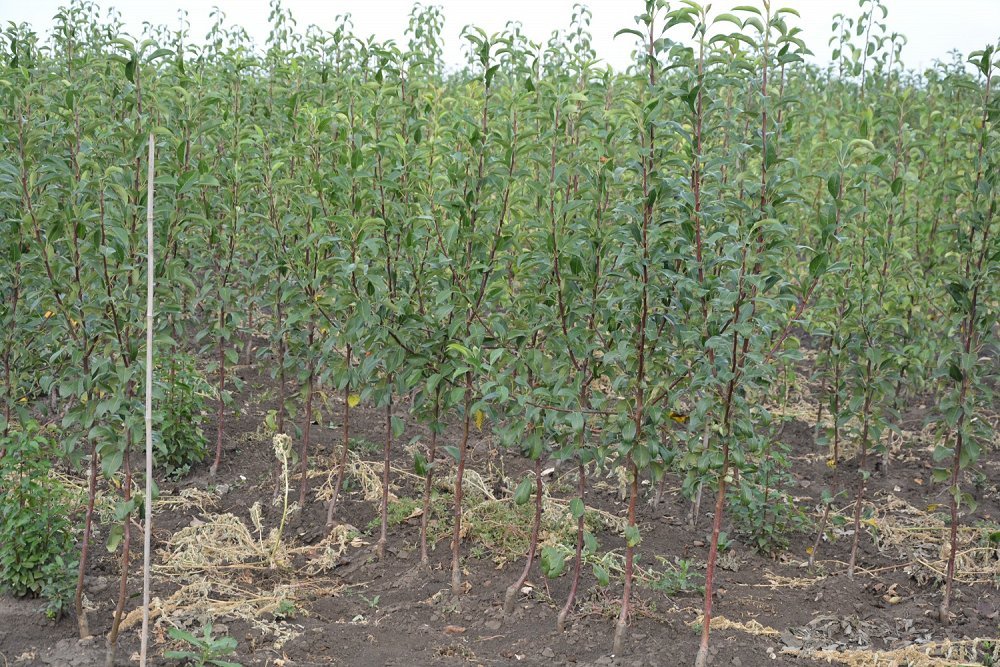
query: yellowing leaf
[
  {"left": 826, "top": 459, "right": 837, "bottom": 469},
  {"left": 669, "top": 411, "right": 688, "bottom": 424},
  {"left": 474, "top": 409, "right": 484, "bottom": 431},
  {"left": 805, "top": 546, "right": 814, "bottom": 555},
  {"left": 347, "top": 394, "right": 361, "bottom": 408},
  {"left": 44, "top": 310, "right": 54, "bottom": 319}
]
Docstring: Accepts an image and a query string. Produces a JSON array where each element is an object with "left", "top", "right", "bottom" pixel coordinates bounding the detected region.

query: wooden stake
[{"left": 140, "top": 131, "right": 155, "bottom": 666}]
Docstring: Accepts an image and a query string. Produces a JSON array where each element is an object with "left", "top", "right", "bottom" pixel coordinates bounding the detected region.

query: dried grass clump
[
  {"left": 155, "top": 487, "right": 217, "bottom": 514},
  {"left": 466, "top": 486, "right": 627, "bottom": 567},
  {"left": 785, "top": 637, "right": 1000, "bottom": 666},
  {"left": 754, "top": 570, "right": 827, "bottom": 590},
  {"left": 765, "top": 384, "right": 935, "bottom": 463},
  {"left": 311, "top": 450, "right": 421, "bottom": 504},
  {"left": 850, "top": 494, "right": 1000, "bottom": 585},
  {"left": 688, "top": 614, "right": 781, "bottom": 637},
  {"left": 51, "top": 469, "right": 117, "bottom": 519},
  {"left": 123, "top": 578, "right": 331, "bottom": 650},
  {"left": 439, "top": 467, "right": 495, "bottom": 501},
  {"left": 159, "top": 512, "right": 278, "bottom": 575},
  {"left": 290, "top": 523, "right": 366, "bottom": 575},
  {"left": 139, "top": 507, "right": 352, "bottom": 651},
  {"left": 768, "top": 383, "right": 829, "bottom": 432}
]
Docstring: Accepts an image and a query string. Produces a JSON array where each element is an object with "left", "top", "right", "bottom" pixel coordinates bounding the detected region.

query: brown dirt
[{"left": 1, "top": 353, "right": 997, "bottom": 667}]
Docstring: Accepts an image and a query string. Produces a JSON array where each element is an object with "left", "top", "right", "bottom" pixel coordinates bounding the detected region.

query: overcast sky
[{"left": 3, "top": 0, "right": 998, "bottom": 72}]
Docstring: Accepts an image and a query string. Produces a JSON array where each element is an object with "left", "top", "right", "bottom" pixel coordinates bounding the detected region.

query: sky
[{"left": 3, "top": 0, "right": 998, "bottom": 72}]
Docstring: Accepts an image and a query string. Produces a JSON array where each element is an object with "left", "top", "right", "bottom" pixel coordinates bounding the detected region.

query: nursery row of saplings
[{"left": 0, "top": 0, "right": 997, "bottom": 665}]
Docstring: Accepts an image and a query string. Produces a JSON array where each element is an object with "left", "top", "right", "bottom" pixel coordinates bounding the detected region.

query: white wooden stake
[{"left": 140, "top": 132, "right": 155, "bottom": 666}]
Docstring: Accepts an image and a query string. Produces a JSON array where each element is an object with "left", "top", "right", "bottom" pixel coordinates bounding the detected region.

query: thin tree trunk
[
  {"left": 419, "top": 394, "right": 440, "bottom": 565},
  {"left": 809, "top": 502, "right": 830, "bottom": 569},
  {"left": 558, "top": 459, "right": 587, "bottom": 632},
  {"left": 689, "top": 420, "right": 711, "bottom": 528},
  {"left": 653, "top": 472, "right": 667, "bottom": 508},
  {"left": 831, "top": 358, "right": 841, "bottom": 464},
  {"left": 504, "top": 458, "right": 543, "bottom": 615},
  {"left": 450, "top": 372, "right": 472, "bottom": 598},
  {"left": 696, "top": 438, "right": 730, "bottom": 667},
  {"left": 613, "top": 460, "right": 639, "bottom": 655},
  {"left": 276, "top": 299, "right": 285, "bottom": 435},
  {"left": 376, "top": 391, "right": 392, "bottom": 559},
  {"left": 941, "top": 63, "right": 991, "bottom": 623},
  {"left": 74, "top": 440, "right": 98, "bottom": 639},
  {"left": 848, "top": 386, "right": 873, "bottom": 580},
  {"left": 298, "top": 324, "right": 315, "bottom": 506},
  {"left": 210, "top": 309, "right": 226, "bottom": 477},
  {"left": 939, "top": 431, "right": 964, "bottom": 623},
  {"left": 106, "top": 446, "right": 133, "bottom": 667},
  {"left": 325, "top": 346, "right": 352, "bottom": 530}
]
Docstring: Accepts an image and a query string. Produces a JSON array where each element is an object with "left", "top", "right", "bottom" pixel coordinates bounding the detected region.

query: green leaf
[
  {"left": 713, "top": 13, "right": 743, "bottom": 27},
  {"left": 827, "top": 173, "right": 841, "bottom": 199},
  {"left": 569, "top": 497, "right": 585, "bottom": 520},
  {"left": 540, "top": 546, "right": 567, "bottom": 578},
  {"left": 614, "top": 28, "right": 646, "bottom": 40},
  {"left": 948, "top": 364, "right": 963, "bottom": 382},
  {"left": 809, "top": 252, "right": 829, "bottom": 278},
  {"left": 146, "top": 48, "right": 175, "bottom": 63},
  {"left": 624, "top": 524, "right": 641, "bottom": 548},
  {"left": 583, "top": 530, "right": 600, "bottom": 555},
  {"left": 945, "top": 282, "right": 969, "bottom": 309},
  {"left": 568, "top": 412, "right": 584, "bottom": 432},
  {"left": 413, "top": 452, "right": 428, "bottom": 477},
  {"left": 622, "top": 421, "right": 637, "bottom": 442},
  {"left": 592, "top": 563, "right": 610, "bottom": 586},
  {"left": 391, "top": 416, "right": 405, "bottom": 439},
  {"left": 513, "top": 477, "right": 533, "bottom": 505},
  {"left": 890, "top": 176, "right": 903, "bottom": 197},
  {"left": 106, "top": 524, "right": 124, "bottom": 553}
]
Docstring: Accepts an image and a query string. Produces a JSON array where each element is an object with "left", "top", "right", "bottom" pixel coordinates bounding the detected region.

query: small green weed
[
  {"left": 0, "top": 422, "right": 78, "bottom": 619},
  {"left": 164, "top": 625, "right": 242, "bottom": 667}
]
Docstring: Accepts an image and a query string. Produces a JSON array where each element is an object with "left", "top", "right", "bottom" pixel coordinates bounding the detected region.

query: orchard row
[{"left": 0, "top": 1, "right": 996, "bottom": 664}]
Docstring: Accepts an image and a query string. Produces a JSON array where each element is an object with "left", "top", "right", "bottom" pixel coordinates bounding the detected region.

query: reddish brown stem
[
  {"left": 504, "top": 457, "right": 543, "bottom": 616},
  {"left": 558, "top": 459, "right": 587, "bottom": 632},
  {"left": 697, "top": 438, "right": 730, "bottom": 667},
  {"left": 210, "top": 308, "right": 226, "bottom": 477},
  {"left": 809, "top": 502, "right": 831, "bottom": 569},
  {"left": 105, "top": 445, "right": 132, "bottom": 667},
  {"left": 419, "top": 394, "right": 440, "bottom": 565},
  {"left": 940, "top": 430, "right": 963, "bottom": 623},
  {"left": 848, "top": 373, "right": 873, "bottom": 580},
  {"left": 276, "top": 299, "right": 285, "bottom": 435},
  {"left": 74, "top": 440, "right": 98, "bottom": 638},
  {"left": 325, "top": 346, "right": 352, "bottom": 530},
  {"left": 298, "top": 324, "right": 316, "bottom": 506},
  {"left": 613, "top": 460, "right": 639, "bottom": 655},
  {"left": 940, "top": 62, "right": 991, "bottom": 625},
  {"left": 376, "top": 391, "right": 392, "bottom": 560},
  {"left": 450, "top": 372, "right": 472, "bottom": 598}
]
